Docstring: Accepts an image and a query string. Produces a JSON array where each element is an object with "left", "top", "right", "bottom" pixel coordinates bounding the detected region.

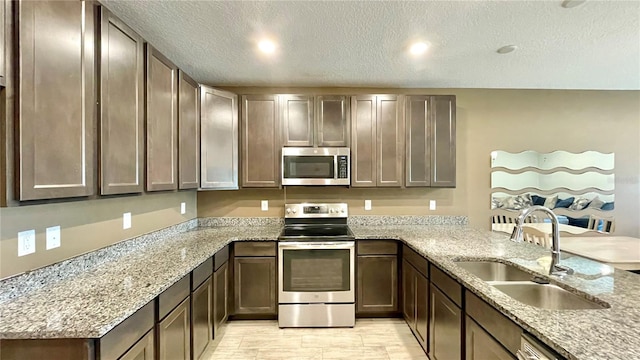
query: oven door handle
[{"left": 278, "top": 242, "right": 354, "bottom": 249}]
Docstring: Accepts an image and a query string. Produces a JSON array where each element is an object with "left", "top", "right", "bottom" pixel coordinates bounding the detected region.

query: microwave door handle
[{"left": 334, "top": 156, "right": 338, "bottom": 179}]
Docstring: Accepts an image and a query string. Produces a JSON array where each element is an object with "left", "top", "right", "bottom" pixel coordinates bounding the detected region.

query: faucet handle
[{"left": 551, "top": 264, "right": 574, "bottom": 276}]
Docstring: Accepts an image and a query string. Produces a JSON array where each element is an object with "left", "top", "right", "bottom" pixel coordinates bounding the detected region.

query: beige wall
[
  {"left": 0, "top": 191, "right": 197, "bottom": 279},
  {"left": 198, "top": 88, "right": 640, "bottom": 237}
]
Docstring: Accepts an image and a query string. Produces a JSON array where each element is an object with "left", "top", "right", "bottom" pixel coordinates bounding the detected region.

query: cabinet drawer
[
  {"left": 214, "top": 245, "right": 230, "bottom": 270},
  {"left": 430, "top": 265, "right": 462, "bottom": 307},
  {"left": 192, "top": 257, "right": 213, "bottom": 290},
  {"left": 235, "top": 241, "right": 276, "bottom": 257},
  {"left": 466, "top": 292, "right": 522, "bottom": 355},
  {"left": 158, "top": 274, "right": 190, "bottom": 320},
  {"left": 99, "top": 301, "right": 155, "bottom": 360},
  {"left": 402, "top": 245, "right": 428, "bottom": 277},
  {"left": 357, "top": 240, "right": 398, "bottom": 255}
]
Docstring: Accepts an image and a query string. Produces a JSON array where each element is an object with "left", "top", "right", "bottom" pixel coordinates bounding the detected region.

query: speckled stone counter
[
  {"left": 350, "top": 225, "right": 640, "bottom": 360},
  {"left": 0, "top": 222, "right": 281, "bottom": 339},
  {"left": 1, "top": 218, "right": 639, "bottom": 360}
]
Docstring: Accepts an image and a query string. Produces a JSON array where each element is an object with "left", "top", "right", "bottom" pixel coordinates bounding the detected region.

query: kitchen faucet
[{"left": 509, "top": 205, "right": 573, "bottom": 276}]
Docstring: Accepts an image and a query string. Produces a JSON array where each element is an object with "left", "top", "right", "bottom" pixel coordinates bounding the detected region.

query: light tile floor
[{"left": 201, "top": 318, "right": 428, "bottom": 360}]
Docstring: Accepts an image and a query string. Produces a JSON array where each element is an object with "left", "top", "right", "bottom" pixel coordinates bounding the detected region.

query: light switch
[
  {"left": 181, "top": 202, "right": 186, "bottom": 215},
  {"left": 364, "top": 200, "right": 372, "bottom": 211},
  {"left": 46, "top": 226, "right": 61, "bottom": 250},
  {"left": 123, "top": 212, "right": 132, "bottom": 229},
  {"left": 261, "top": 200, "right": 269, "bottom": 211},
  {"left": 429, "top": 200, "right": 436, "bottom": 211},
  {"left": 18, "top": 230, "right": 36, "bottom": 257}
]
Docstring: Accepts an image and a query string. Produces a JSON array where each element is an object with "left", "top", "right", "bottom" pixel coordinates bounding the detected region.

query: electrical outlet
[
  {"left": 123, "top": 212, "right": 132, "bottom": 229},
  {"left": 181, "top": 202, "right": 186, "bottom": 215},
  {"left": 429, "top": 200, "right": 436, "bottom": 211},
  {"left": 18, "top": 230, "right": 36, "bottom": 257},
  {"left": 261, "top": 200, "right": 269, "bottom": 211},
  {"left": 46, "top": 226, "right": 61, "bottom": 250},
  {"left": 364, "top": 200, "right": 372, "bottom": 211}
]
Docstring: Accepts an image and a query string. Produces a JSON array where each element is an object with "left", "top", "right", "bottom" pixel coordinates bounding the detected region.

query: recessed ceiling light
[
  {"left": 409, "top": 42, "right": 430, "bottom": 56},
  {"left": 561, "top": 0, "right": 586, "bottom": 8},
  {"left": 497, "top": 45, "right": 518, "bottom": 54},
  {"left": 258, "top": 39, "right": 277, "bottom": 54}
]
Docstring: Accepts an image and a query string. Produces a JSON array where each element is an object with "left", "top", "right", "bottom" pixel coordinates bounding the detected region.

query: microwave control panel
[{"left": 337, "top": 156, "right": 349, "bottom": 179}]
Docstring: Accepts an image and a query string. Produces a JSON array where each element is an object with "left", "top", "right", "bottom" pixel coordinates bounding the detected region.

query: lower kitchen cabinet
[
  {"left": 119, "top": 330, "right": 154, "bottom": 360},
  {"left": 429, "top": 284, "right": 462, "bottom": 360},
  {"left": 233, "top": 242, "right": 277, "bottom": 316},
  {"left": 429, "top": 274, "right": 463, "bottom": 360},
  {"left": 357, "top": 240, "right": 398, "bottom": 316},
  {"left": 191, "top": 278, "right": 212, "bottom": 360},
  {"left": 402, "top": 259, "right": 428, "bottom": 350},
  {"left": 158, "top": 297, "right": 191, "bottom": 360},
  {"left": 213, "top": 260, "right": 229, "bottom": 331},
  {"left": 466, "top": 316, "right": 514, "bottom": 360}
]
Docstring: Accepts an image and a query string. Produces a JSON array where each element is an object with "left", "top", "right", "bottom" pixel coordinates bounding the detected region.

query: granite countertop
[
  {"left": 350, "top": 225, "right": 640, "bottom": 360},
  {"left": 1, "top": 219, "right": 639, "bottom": 360}
]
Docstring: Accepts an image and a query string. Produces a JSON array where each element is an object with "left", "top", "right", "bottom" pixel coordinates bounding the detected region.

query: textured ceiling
[{"left": 102, "top": 0, "right": 640, "bottom": 90}]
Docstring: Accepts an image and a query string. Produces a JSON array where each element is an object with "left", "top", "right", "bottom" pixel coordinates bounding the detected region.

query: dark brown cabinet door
[
  {"left": 0, "top": 0, "right": 5, "bottom": 86},
  {"left": 99, "top": 8, "right": 144, "bottom": 195},
  {"left": 281, "top": 95, "right": 313, "bottom": 147},
  {"left": 357, "top": 255, "right": 398, "bottom": 314},
  {"left": 191, "top": 278, "right": 212, "bottom": 360},
  {"left": 17, "top": 0, "right": 96, "bottom": 200},
  {"left": 158, "top": 297, "right": 191, "bottom": 360},
  {"left": 234, "top": 257, "right": 277, "bottom": 315},
  {"left": 351, "top": 95, "right": 376, "bottom": 187},
  {"left": 178, "top": 71, "right": 199, "bottom": 189},
  {"left": 465, "top": 316, "right": 514, "bottom": 360},
  {"left": 402, "top": 259, "right": 415, "bottom": 325},
  {"left": 146, "top": 44, "right": 178, "bottom": 191},
  {"left": 429, "top": 284, "right": 462, "bottom": 360},
  {"left": 120, "top": 330, "right": 154, "bottom": 360},
  {"left": 201, "top": 87, "right": 238, "bottom": 189},
  {"left": 405, "top": 95, "right": 431, "bottom": 187},
  {"left": 213, "top": 260, "right": 229, "bottom": 332},
  {"left": 376, "top": 95, "right": 404, "bottom": 187},
  {"left": 316, "top": 95, "right": 350, "bottom": 147},
  {"left": 241, "top": 95, "right": 279, "bottom": 187},
  {"left": 415, "top": 271, "right": 429, "bottom": 350},
  {"left": 430, "top": 95, "right": 456, "bottom": 187},
  {"left": 351, "top": 95, "right": 403, "bottom": 187}
]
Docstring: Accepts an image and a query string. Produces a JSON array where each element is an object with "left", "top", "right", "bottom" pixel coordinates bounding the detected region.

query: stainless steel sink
[
  {"left": 491, "top": 282, "right": 608, "bottom": 310},
  {"left": 455, "top": 261, "right": 533, "bottom": 281}
]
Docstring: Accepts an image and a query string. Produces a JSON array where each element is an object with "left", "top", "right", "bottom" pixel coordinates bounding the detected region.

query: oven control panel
[{"left": 284, "top": 203, "right": 348, "bottom": 218}]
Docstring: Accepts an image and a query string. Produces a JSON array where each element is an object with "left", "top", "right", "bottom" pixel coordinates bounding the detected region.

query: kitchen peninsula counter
[{"left": 1, "top": 218, "right": 639, "bottom": 360}]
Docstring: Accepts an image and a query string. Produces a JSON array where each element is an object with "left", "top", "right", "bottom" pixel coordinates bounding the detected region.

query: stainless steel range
[{"left": 278, "top": 203, "right": 355, "bottom": 328}]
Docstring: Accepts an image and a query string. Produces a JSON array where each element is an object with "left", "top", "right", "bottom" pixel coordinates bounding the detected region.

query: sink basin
[
  {"left": 491, "top": 282, "right": 608, "bottom": 310},
  {"left": 455, "top": 261, "right": 533, "bottom": 281}
]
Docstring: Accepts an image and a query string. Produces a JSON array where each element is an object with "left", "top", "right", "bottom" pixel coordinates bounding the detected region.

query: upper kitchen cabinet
[
  {"left": 281, "top": 95, "right": 350, "bottom": 147},
  {"left": 316, "top": 95, "right": 350, "bottom": 147},
  {"left": 280, "top": 95, "right": 313, "bottom": 147},
  {"left": 241, "top": 95, "right": 280, "bottom": 188},
  {"left": 178, "top": 71, "right": 199, "bottom": 189},
  {"left": 200, "top": 86, "right": 238, "bottom": 190},
  {"left": 351, "top": 95, "right": 404, "bottom": 187},
  {"left": 0, "top": 0, "right": 6, "bottom": 87},
  {"left": 405, "top": 95, "right": 456, "bottom": 188},
  {"left": 99, "top": 8, "right": 144, "bottom": 195},
  {"left": 146, "top": 44, "right": 178, "bottom": 191},
  {"left": 17, "top": 0, "right": 96, "bottom": 200}
]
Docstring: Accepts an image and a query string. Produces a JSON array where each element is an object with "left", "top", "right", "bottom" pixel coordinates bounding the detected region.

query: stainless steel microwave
[{"left": 281, "top": 147, "right": 350, "bottom": 185}]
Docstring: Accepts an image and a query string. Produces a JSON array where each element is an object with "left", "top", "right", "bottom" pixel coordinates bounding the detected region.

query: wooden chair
[
  {"left": 587, "top": 215, "right": 615, "bottom": 233},
  {"left": 522, "top": 225, "right": 551, "bottom": 248}
]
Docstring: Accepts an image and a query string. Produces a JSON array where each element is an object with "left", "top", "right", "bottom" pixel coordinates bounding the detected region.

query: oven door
[{"left": 278, "top": 241, "right": 355, "bottom": 304}]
